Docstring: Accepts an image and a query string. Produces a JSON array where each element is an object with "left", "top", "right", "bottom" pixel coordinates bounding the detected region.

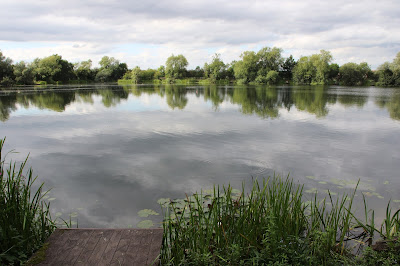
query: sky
[{"left": 0, "top": 0, "right": 399, "bottom": 70}]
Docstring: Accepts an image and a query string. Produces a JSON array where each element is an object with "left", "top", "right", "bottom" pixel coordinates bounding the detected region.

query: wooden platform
[{"left": 30, "top": 228, "right": 164, "bottom": 266}]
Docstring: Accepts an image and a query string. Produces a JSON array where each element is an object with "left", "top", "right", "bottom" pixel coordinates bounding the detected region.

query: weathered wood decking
[{"left": 31, "top": 228, "right": 164, "bottom": 266}]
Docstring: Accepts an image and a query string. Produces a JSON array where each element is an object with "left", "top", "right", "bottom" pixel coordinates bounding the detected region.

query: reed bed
[
  {"left": 0, "top": 138, "right": 56, "bottom": 265},
  {"left": 160, "top": 175, "right": 400, "bottom": 265}
]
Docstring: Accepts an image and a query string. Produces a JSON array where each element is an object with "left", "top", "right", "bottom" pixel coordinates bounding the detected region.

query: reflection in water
[
  {"left": 1, "top": 84, "right": 399, "bottom": 228},
  {"left": 1, "top": 85, "right": 399, "bottom": 121}
]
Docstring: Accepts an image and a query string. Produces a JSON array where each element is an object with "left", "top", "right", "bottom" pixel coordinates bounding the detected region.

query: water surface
[{"left": 1, "top": 84, "right": 399, "bottom": 227}]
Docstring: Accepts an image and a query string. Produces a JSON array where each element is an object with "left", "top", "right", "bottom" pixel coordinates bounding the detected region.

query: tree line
[{"left": 0, "top": 48, "right": 399, "bottom": 87}]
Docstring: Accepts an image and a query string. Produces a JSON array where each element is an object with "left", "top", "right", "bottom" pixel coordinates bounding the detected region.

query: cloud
[{"left": 0, "top": 0, "right": 399, "bottom": 68}]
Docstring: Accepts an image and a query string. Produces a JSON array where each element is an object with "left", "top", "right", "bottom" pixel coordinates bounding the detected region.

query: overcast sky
[{"left": 1, "top": 0, "right": 399, "bottom": 69}]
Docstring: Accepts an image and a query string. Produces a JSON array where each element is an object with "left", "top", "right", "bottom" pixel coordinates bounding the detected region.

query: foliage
[
  {"left": 160, "top": 176, "right": 400, "bottom": 265},
  {"left": 95, "top": 56, "right": 128, "bottom": 82},
  {"left": 376, "top": 53, "right": 400, "bottom": 86},
  {"left": 204, "top": 54, "right": 226, "bottom": 82},
  {"left": 13, "top": 61, "right": 34, "bottom": 85},
  {"left": 165, "top": 54, "right": 188, "bottom": 79},
  {"left": 0, "top": 50, "right": 15, "bottom": 86},
  {"left": 281, "top": 55, "right": 297, "bottom": 81},
  {"left": 339, "top": 62, "right": 371, "bottom": 86},
  {"left": 74, "top": 59, "right": 96, "bottom": 81},
  {"left": 0, "top": 138, "right": 56, "bottom": 265},
  {"left": 293, "top": 50, "right": 333, "bottom": 85},
  {"left": 32, "top": 54, "right": 75, "bottom": 84}
]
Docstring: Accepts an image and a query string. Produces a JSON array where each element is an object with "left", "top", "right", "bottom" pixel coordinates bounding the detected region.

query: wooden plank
[
  {"left": 31, "top": 228, "right": 164, "bottom": 266},
  {"left": 147, "top": 229, "right": 164, "bottom": 265},
  {"left": 63, "top": 230, "right": 93, "bottom": 265},
  {"left": 124, "top": 229, "right": 148, "bottom": 265},
  {"left": 41, "top": 229, "right": 79, "bottom": 265},
  {"left": 97, "top": 230, "right": 123, "bottom": 266},
  {"left": 109, "top": 229, "right": 132, "bottom": 266},
  {"left": 86, "top": 230, "right": 115, "bottom": 264},
  {"left": 74, "top": 230, "right": 104, "bottom": 264}
]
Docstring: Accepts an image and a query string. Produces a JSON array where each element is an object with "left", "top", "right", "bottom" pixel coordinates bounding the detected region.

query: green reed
[
  {"left": 0, "top": 138, "right": 56, "bottom": 265},
  {"left": 160, "top": 176, "right": 400, "bottom": 265}
]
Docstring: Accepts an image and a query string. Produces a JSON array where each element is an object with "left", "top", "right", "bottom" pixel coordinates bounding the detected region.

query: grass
[
  {"left": 160, "top": 175, "right": 400, "bottom": 265},
  {"left": 0, "top": 138, "right": 56, "bottom": 265}
]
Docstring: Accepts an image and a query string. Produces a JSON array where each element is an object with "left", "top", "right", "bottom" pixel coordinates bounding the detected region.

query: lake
[{"left": 1, "top": 84, "right": 399, "bottom": 228}]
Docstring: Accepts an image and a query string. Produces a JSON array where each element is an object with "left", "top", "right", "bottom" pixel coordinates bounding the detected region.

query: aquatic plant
[
  {"left": 160, "top": 175, "right": 400, "bottom": 265},
  {"left": 0, "top": 138, "right": 56, "bottom": 265}
]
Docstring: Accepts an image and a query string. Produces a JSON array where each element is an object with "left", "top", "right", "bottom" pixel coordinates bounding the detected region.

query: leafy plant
[{"left": 0, "top": 137, "right": 56, "bottom": 265}]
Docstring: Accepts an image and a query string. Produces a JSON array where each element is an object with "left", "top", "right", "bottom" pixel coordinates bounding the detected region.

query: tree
[
  {"left": 233, "top": 51, "right": 259, "bottom": 84},
  {"left": 293, "top": 50, "right": 333, "bottom": 85},
  {"left": 96, "top": 56, "right": 128, "bottom": 82},
  {"left": 74, "top": 59, "right": 94, "bottom": 81},
  {"left": 204, "top": 54, "right": 226, "bottom": 81},
  {"left": 339, "top": 62, "right": 371, "bottom": 86},
  {"left": 13, "top": 61, "right": 34, "bottom": 85},
  {"left": 281, "top": 55, "right": 297, "bottom": 81},
  {"left": 32, "top": 54, "right": 75, "bottom": 83},
  {"left": 256, "top": 47, "right": 283, "bottom": 77},
  {"left": 165, "top": 54, "right": 188, "bottom": 79},
  {"left": 377, "top": 52, "right": 400, "bottom": 86},
  {"left": 0, "top": 50, "right": 15, "bottom": 86}
]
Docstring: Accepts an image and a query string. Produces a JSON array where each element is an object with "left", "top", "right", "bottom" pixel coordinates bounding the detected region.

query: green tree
[
  {"left": 130, "top": 66, "right": 141, "bottom": 84},
  {"left": 377, "top": 52, "right": 400, "bottom": 86},
  {"left": 165, "top": 54, "right": 188, "bottom": 79},
  {"left": 33, "top": 54, "right": 75, "bottom": 83},
  {"left": 339, "top": 62, "right": 371, "bottom": 86},
  {"left": 96, "top": 56, "right": 128, "bottom": 82},
  {"left": 281, "top": 55, "right": 297, "bottom": 81},
  {"left": 293, "top": 56, "right": 315, "bottom": 84},
  {"left": 0, "top": 50, "right": 15, "bottom": 86},
  {"left": 328, "top": 63, "right": 339, "bottom": 82},
  {"left": 256, "top": 47, "right": 283, "bottom": 77},
  {"left": 13, "top": 61, "right": 34, "bottom": 85},
  {"left": 293, "top": 50, "right": 333, "bottom": 85},
  {"left": 204, "top": 54, "right": 226, "bottom": 82},
  {"left": 233, "top": 51, "right": 259, "bottom": 84},
  {"left": 74, "top": 59, "right": 95, "bottom": 81}
]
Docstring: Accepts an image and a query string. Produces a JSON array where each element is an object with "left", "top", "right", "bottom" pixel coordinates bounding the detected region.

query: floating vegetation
[
  {"left": 137, "top": 220, "right": 154, "bottom": 229},
  {"left": 305, "top": 187, "right": 318, "bottom": 193},
  {"left": 138, "top": 209, "right": 159, "bottom": 217},
  {"left": 306, "top": 175, "right": 317, "bottom": 180},
  {"left": 157, "top": 198, "right": 171, "bottom": 206},
  {"left": 383, "top": 181, "right": 390, "bottom": 185},
  {"left": 318, "top": 181, "right": 327, "bottom": 184}
]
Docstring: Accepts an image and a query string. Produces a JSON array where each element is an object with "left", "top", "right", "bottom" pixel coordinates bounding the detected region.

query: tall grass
[
  {"left": 0, "top": 138, "right": 56, "bottom": 265},
  {"left": 160, "top": 175, "right": 400, "bottom": 265}
]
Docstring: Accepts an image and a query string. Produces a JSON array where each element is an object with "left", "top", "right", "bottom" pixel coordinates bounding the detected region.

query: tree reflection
[
  {"left": 165, "top": 85, "right": 188, "bottom": 110},
  {"left": 1, "top": 86, "right": 400, "bottom": 122},
  {"left": 375, "top": 94, "right": 400, "bottom": 120}
]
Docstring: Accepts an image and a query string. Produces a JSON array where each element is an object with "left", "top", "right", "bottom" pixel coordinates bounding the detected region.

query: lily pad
[
  {"left": 383, "top": 181, "right": 389, "bottom": 185},
  {"left": 138, "top": 209, "right": 159, "bottom": 217},
  {"left": 157, "top": 198, "right": 171, "bottom": 205},
  {"left": 306, "top": 176, "right": 317, "bottom": 180},
  {"left": 318, "top": 181, "right": 327, "bottom": 184},
  {"left": 305, "top": 188, "right": 318, "bottom": 194},
  {"left": 48, "top": 197, "right": 56, "bottom": 201},
  {"left": 55, "top": 212, "right": 62, "bottom": 217},
  {"left": 137, "top": 220, "right": 154, "bottom": 229},
  {"left": 393, "top": 199, "right": 400, "bottom": 203}
]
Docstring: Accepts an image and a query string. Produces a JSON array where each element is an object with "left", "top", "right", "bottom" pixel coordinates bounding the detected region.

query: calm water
[{"left": 1, "top": 84, "right": 400, "bottom": 228}]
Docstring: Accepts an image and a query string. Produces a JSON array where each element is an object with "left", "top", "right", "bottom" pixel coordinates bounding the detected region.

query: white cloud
[{"left": 0, "top": 0, "right": 399, "bottom": 69}]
